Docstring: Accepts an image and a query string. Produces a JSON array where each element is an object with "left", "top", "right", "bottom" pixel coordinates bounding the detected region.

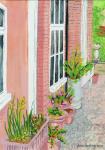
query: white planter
[
  {"left": 80, "top": 66, "right": 94, "bottom": 87},
  {"left": 68, "top": 79, "right": 83, "bottom": 109},
  {"left": 68, "top": 66, "right": 94, "bottom": 109}
]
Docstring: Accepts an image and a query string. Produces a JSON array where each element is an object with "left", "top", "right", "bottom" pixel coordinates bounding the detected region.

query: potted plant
[
  {"left": 92, "top": 73, "right": 99, "bottom": 84},
  {"left": 48, "top": 125, "right": 66, "bottom": 150},
  {"left": 48, "top": 106, "right": 67, "bottom": 128},
  {"left": 64, "top": 50, "right": 94, "bottom": 109},
  {"left": 64, "top": 50, "right": 85, "bottom": 109},
  {"left": 4, "top": 97, "right": 49, "bottom": 150},
  {"left": 48, "top": 86, "right": 74, "bottom": 110},
  {"left": 48, "top": 86, "right": 75, "bottom": 125},
  {"left": 48, "top": 89, "right": 66, "bottom": 108}
]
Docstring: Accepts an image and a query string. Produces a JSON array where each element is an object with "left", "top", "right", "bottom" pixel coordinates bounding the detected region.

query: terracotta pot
[
  {"left": 92, "top": 74, "right": 99, "bottom": 84},
  {"left": 4, "top": 119, "right": 49, "bottom": 150},
  {"left": 48, "top": 141, "right": 61, "bottom": 150},
  {"left": 64, "top": 108, "right": 75, "bottom": 124},
  {"left": 49, "top": 111, "right": 67, "bottom": 128},
  {"left": 59, "top": 101, "right": 70, "bottom": 110}
]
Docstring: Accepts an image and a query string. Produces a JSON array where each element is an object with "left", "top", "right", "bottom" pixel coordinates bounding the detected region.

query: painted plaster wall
[
  {"left": 1, "top": 0, "right": 28, "bottom": 99},
  {"left": 0, "top": 1, "right": 28, "bottom": 148}
]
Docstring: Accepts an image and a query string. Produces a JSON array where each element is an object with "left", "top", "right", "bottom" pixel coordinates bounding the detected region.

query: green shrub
[{"left": 93, "top": 3, "right": 105, "bottom": 62}]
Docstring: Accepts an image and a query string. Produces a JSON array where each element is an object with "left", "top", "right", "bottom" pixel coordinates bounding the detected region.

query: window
[
  {"left": 0, "top": 4, "right": 11, "bottom": 110},
  {"left": 0, "top": 35, "right": 3, "bottom": 92},
  {"left": 50, "top": 0, "right": 66, "bottom": 88},
  {"left": 51, "top": 0, "right": 64, "bottom": 24},
  {"left": 0, "top": 6, "right": 5, "bottom": 93}
]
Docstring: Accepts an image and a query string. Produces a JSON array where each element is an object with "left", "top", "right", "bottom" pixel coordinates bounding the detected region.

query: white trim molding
[
  {"left": 81, "top": 0, "right": 88, "bottom": 65},
  {"left": 0, "top": 93, "right": 11, "bottom": 110},
  {"left": 28, "top": 0, "right": 38, "bottom": 114},
  {"left": 0, "top": 3, "right": 11, "bottom": 110},
  {"left": 50, "top": 77, "right": 67, "bottom": 93}
]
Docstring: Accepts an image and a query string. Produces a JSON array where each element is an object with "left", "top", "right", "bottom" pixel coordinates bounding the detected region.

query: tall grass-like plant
[{"left": 5, "top": 97, "right": 45, "bottom": 143}]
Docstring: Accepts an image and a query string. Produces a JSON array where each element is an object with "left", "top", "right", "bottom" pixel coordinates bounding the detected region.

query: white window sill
[
  {"left": 50, "top": 77, "right": 67, "bottom": 93},
  {"left": 0, "top": 92, "right": 11, "bottom": 110}
]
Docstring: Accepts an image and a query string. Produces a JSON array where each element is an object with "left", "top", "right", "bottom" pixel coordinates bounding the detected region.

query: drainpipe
[
  {"left": 65, "top": 0, "right": 68, "bottom": 61},
  {"left": 65, "top": 0, "right": 68, "bottom": 91}
]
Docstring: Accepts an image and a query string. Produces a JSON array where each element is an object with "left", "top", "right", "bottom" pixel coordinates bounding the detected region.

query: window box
[{"left": 4, "top": 119, "right": 49, "bottom": 150}]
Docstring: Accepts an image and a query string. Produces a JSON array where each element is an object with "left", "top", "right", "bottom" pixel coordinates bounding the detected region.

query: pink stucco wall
[
  {"left": 0, "top": 1, "right": 28, "bottom": 148},
  {"left": 2, "top": 0, "right": 28, "bottom": 99}
]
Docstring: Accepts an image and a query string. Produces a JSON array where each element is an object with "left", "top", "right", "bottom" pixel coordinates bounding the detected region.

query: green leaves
[
  {"left": 64, "top": 50, "right": 94, "bottom": 80},
  {"left": 93, "top": 4, "right": 105, "bottom": 62},
  {"left": 48, "top": 107, "right": 64, "bottom": 116},
  {"left": 48, "top": 125, "right": 67, "bottom": 147}
]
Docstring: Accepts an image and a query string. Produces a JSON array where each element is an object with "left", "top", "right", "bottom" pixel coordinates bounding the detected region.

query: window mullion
[
  {"left": 54, "top": 0, "right": 55, "bottom": 24},
  {"left": 58, "top": 30, "right": 60, "bottom": 80},
  {"left": 53, "top": 30, "right": 56, "bottom": 84},
  {"left": 63, "top": 31, "right": 64, "bottom": 78},
  {"left": 59, "top": 0, "right": 60, "bottom": 24}
]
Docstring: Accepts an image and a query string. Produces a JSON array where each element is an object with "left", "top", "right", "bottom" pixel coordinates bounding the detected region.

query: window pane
[
  {"left": 0, "top": 36, "right": 3, "bottom": 92},
  {"left": 51, "top": 31, "right": 54, "bottom": 55},
  {"left": 56, "top": 31, "right": 59, "bottom": 53},
  {"left": 60, "top": 30, "right": 63, "bottom": 52},
  {"left": 60, "top": 0, "right": 64, "bottom": 24},
  {"left": 51, "top": 0, "right": 54, "bottom": 24},
  {"left": 55, "top": 0, "right": 59, "bottom": 24},
  {"left": 55, "top": 55, "right": 58, "bottom": 82},
  {"left": 60, "top": 54, "right": 63, "bottom": 78},
  {"left": 0, "top": 9, "right": 4, "bottom": 27},
  {"left": 50, "top": 57, "right": 54, "bottom": 86}
]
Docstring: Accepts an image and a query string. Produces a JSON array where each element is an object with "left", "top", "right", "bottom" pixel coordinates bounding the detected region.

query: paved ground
[
  {"left": 94, "top": 63, "right": 105, "bottom": 74},
  {"left": 61, "top": 75, "right": 105, "bottom": 150}
]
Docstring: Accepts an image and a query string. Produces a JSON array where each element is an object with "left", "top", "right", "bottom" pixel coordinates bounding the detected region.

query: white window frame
[
  {"left": 28, "top": 0, "right": 38, "bottom": 114},
  {"left": 81, "top": 0, "right": 88, "bottom": 65},
  {"left": 49, "top": 0, "right": 67, "bottom": 93},
  {"left": 0, "top": 3, "right": 11, "bottom": 110}
]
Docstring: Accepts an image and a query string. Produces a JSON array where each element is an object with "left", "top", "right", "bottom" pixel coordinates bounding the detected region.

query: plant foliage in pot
[
  {"left": 48, "top": 125, "right": 66, "bottom": 150},
  {"left": 48, "top": 106, "right": 67, "bottom": 128},
  {"left": 48, "top": 86, "right": 75, "bottom": 125},
  {"left": 48, "top": 86, "right": 74, "bottom": 109},
  {"left": 5, "top": 97, "right": 48, "bottom": 150},
  {"left": 64, "top": 50, "right": 85, "bottom": 109},
  {"left": 64, "top": 49, "right": 94, "bottom": 109}
]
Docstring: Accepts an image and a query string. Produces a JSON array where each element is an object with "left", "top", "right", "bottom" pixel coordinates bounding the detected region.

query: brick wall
[
  {"left": 68, "top": 0, "right": 82, "bottom": 59},
  {"left": 37, "top": 0, "right": 50, "bottom": 113}
]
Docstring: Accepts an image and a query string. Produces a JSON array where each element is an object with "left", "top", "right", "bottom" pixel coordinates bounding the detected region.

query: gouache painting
[{"left": 0, "top": 0, "right": 105, "bottom": 150}]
